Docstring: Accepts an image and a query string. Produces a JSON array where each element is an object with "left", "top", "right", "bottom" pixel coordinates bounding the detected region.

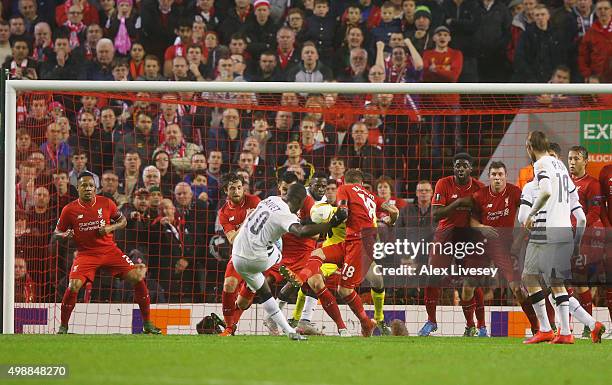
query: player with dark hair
[
  {"left": 217, "top": 172, "right": 261, "bottom": 336},
  {"left": 568, "top": 145, "right": 606, "bottom": 337},
  {"left": 230, "top": 183, "right": 346, "bottom": 340},
  {"left": 451, "top": 161, "right": 540, "bottom": 336},
  {"left": 54, "top": 172, "right": 160, "bottom": 334},
  {"left": 419, "top": 153, "right": 486, "bottom": 336}
]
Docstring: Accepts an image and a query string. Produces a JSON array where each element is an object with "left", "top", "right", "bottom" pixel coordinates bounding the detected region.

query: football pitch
[{"left": 0, "top": 335, "right": 610, "bottom": 385}]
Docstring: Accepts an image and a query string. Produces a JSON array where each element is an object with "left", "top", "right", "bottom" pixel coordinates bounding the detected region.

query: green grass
[{"left": 0, "top": 335, "right": 610, "bottom": 385}]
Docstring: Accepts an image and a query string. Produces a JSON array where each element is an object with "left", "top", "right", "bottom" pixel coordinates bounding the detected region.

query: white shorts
[
  {"left": 522, "top": 242, "right": 573, "bottom": 286},
  {"left": 233, "top": 244, "right": 282, "bottom": 291}
]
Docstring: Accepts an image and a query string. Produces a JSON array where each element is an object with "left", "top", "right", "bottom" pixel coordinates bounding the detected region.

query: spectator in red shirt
[
  {"left": 422, "top": 26, "right": 464, "bottom": 165},
  {"left": 578, "top": 0, "right": 612, "bottom": 82}
]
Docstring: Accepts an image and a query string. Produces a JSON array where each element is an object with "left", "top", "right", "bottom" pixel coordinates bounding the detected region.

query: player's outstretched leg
[
  {"left": 58, "top": 279, "right": 83, "bottom": 334},
  {"left": 339, "top": 287, "right": 376, "bottom": 337},
  {"left": 304, "top": 276, "right": 347, "bottom": 335},
  {"left": 126, "top": 265, "right": 161, "bottom": 335},
  {"left": 549, "top": 293, "right": 606, "bottom": 343}
]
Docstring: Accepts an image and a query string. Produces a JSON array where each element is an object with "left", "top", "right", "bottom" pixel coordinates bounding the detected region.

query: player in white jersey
[
  {"left": 232, "top": 183, "right": 345, "bottom": 340},
  {"left": 520, "top": 132, "right": 604, "bottom": 344}
]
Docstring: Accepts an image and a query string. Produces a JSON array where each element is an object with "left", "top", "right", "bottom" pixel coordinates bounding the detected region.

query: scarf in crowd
[
  {"left": 65, "top": 20, "right": 85, "bottom": 48},
  {"left": 10, "top": 59, "right": 28, "bottom": 76},
  {"left": 157, "top": 114, "right": 180, "bottom": 143},
  {"left": 115, "top": 17, "right": 132, "bottom": 55},
  {"left": 162, "top": 139, "right": 187, "bottom": 158}
]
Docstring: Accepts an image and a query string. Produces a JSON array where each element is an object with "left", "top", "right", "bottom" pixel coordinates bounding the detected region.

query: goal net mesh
[{"left": 10, "top": 88, "right": 612, "bottom": 335}]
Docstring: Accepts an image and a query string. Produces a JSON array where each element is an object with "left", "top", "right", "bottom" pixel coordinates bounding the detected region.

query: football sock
[
  {"left": 578, "top": 289, "right": 593, "bottom": 315},
  {"left": 134, "top": 280, "right": 151, "bottom": 322},
  {"left": 277, "top": 298, "right": 287, "bottom": 311},
  {"left": 568, "top": 296, "right": 596, "bottom": 330},
  {"left": 424, "top": 287, "right": 440, "bottom": 324},
  {"left": 529, "top": 290, "right": 552, "bottom": 332},
  {"left": 301, "top": 294, "right": 318, "bottom": 323},
  {"left": 554, "top": 294, "right": 571, "bottom": 335},
  {"left": 460, "top": 297, "right": 476, "bottom": 328},
  {"left": 474, "top": 288, "right": 486, "bottom": 328},
  {"left": 222, "top": 290, "right": 238, "bottom": 327},
  {"left": 519, "top": 297, "right": 540, "bottom": 332},
  {"left": 60, "top": 287, "right": 77, "bottom": 327},
  {"left": 292, "top": 289, "right": 306, "bottom": 321},
  {"left": 261, "top": 297, "right": 295, "bottom": 335},
  {"left": 317, "top": 288, "right": 346, "bottom": 330},
  {"left": 544, "top": 294, "right": 556, "bottom": 328},
  {"left": 371, "top": 288, "right": 385, "bottom": 322},
  {"left": 344, "top": 291, "right": 369, "bottom": 325}
]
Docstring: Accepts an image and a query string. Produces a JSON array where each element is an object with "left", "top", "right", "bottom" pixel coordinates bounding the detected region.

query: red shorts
[
  {"left": 224, "top": 259, "right": 242, "bottom": 281},
  {"left": 323, "top": 238, "right": 373, "bottom": 290},
  {"left": 266, "top": 252, "right": 310, "bottom": 284},
  {"left": 69, "top": 247, "right": 136, "bottom": 283},
  {"left": 324, "top": 270, "right": 342, "bottom": 291}
]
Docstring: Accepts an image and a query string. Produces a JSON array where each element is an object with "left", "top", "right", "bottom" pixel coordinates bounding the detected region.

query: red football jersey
[
  {"left": 282, "top": 195, "right": 317, "bottom": 265},
  {"left": 56, "top": 195, "right": 123, "bottom": 254},
  {"left": 572, "top": 173, "right": 602, "bottom": 226},
  {"left": 432, "top": 176, "right": 485, "bottom": 232},
  {"left": 598, "top": 164, "right": 612, "bottom": 227},
  {"left": 337, "top": 183, "right": 384, "bottom": 240},
  {"left": 472, "top": 184, "right": 522, "bottom": 228},
  {"left": 218, "top": 194, "right": 261, "bottom": 234}
]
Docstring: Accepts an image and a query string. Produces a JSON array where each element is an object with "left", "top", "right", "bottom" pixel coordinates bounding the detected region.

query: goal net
[{"left": 4, "top": 81, "right": 612, "bottom": 336}]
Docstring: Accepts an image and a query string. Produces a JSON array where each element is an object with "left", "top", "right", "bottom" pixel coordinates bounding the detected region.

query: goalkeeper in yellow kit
[{"left": 288, "top": 180, "right": 392, "bottom": 335}]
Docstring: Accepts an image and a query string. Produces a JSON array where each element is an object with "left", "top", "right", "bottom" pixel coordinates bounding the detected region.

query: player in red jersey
[
  {"left": 568, "top": 146, "right": 606, "bottom": 337},
  {"left": 419, "top": 153, "right": 486, "bottom": 336},
  {"left": 452, "top": 161, "right": 540, "bottom": 336},
  {"left": 54, "top": 172, "right": 160, "bottom": 334},
  {"left": 282, "top": 169, "right": 399, "bottom": 337},
  {"left": 217, "top": 172, "right": 261, "bottom": 336}
]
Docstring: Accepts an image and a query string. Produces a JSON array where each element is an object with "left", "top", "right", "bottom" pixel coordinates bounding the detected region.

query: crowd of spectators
[{"left": 9, "top": 0, "right": 612, "bottom": 304}]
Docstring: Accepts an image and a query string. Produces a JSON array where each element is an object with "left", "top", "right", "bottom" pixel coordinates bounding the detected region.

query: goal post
[{"left": 3, "top": 80, "right": 612, "bottom": 335}]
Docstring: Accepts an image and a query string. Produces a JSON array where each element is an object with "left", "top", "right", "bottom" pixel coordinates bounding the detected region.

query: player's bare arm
[
  {"left": 98, "top": 215, "right": 127, "bottom": 236},
  {"left": 288, "top": 208, "right": 347, "bottom": 238}
]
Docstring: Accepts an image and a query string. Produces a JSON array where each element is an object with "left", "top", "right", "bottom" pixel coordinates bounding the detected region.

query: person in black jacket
[
  {"left": 139, "top": 0, "right": 182, "bottom": 59},
  {"left": 241, "top": 0, "right": 279, "bottom": 60},
  {"left": 40, "top": 33, "right": 86, "bottom": 79},
  {"left": 476, "top": 0, "right": 512, "bottom": 82},
  {"left": 218, "top": 0, "right": 254, "bottom": 44},
  {"left": 513, "top": 4, "right": 568, "bottom": 83},
  {"left": 441, "top": 0, "right": 481, "bottom": 82}
]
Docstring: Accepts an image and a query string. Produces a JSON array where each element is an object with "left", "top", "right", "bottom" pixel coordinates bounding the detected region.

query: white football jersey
[
  {"left": 232, "top": 196, "right": 299, "bottom": 261},
  {"left": 526, "top": 156, "right": 578, "bottom": 243}
]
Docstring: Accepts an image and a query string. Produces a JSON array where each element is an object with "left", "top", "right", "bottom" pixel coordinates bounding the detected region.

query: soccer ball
[{"left": 310, "top": 202, "right": 336, "bottom": 224}]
